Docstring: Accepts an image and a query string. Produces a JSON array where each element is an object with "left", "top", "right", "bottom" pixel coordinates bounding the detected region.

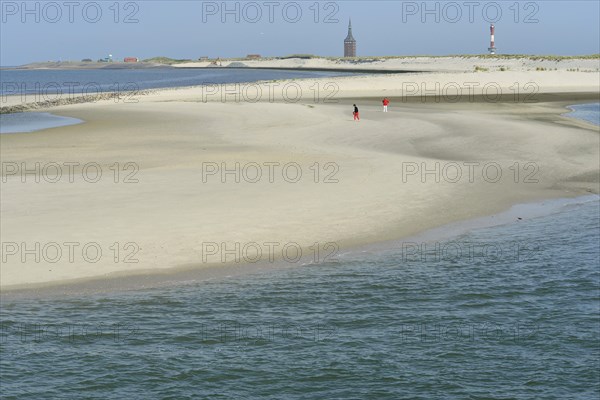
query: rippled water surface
[{"left": 2, "top": 199, "right": 598, "bottom": 399}]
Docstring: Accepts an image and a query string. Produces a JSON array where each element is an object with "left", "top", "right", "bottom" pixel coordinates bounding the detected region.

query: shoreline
[
  {"left": 2, "top": 87, "right": 599, "bottom": 116},
  {"left": 2, "top": 70, "right": 599, "bottom": 115},
  {"left": 13, "top": 102, "right": 598, "bottom": 142},
  {"left": 0, "top": 112, "right": 84, "bottom": 134},
  {"left": 1, "top": 66, "right": 598, "bottom": 294},
  {"left": 2, "top": 193, "right": 597, "bottom": 299},
  {"left": 564, "top": 103, "right": 600, "bottom": 126},
  {"left": 0, "top": 69, "right": 367, "bottom": 115}
]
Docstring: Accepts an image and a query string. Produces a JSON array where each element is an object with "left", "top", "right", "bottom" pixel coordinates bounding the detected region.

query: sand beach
[{"left": 1, "top": 57, "right": 599, "bottom": 290}]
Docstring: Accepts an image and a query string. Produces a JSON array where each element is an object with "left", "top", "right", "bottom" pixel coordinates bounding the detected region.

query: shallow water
[
  {"left": 0, "top": 112, "right": 83, "bottom": 134},
  {"left": 566, "top": 102, "right": 600, "bottom": 126},
  {"left": 1, "top": 199, "right": 598, "bottom": 399}
]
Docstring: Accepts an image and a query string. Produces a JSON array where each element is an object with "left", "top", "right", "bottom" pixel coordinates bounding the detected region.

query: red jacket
[{"left": 383, "top": 99, "right": 390, "bottom": 106}]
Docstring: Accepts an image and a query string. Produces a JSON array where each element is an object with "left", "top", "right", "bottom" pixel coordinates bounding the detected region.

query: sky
[{"left": 1, "top": 0, "right": 599, "bottom": 65}]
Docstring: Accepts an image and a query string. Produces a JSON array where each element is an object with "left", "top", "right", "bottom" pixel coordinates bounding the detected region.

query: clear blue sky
[{"left": 1, "top": 0, "right": 599, "bottom": 65}]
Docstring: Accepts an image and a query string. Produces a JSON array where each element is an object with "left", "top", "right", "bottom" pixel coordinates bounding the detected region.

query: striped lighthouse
[{"left": 488, "top": 24, "right": 496, "bottom": 55}]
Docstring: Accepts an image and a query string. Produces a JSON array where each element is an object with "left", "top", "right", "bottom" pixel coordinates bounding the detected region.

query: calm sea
[
  {"left": 566, "top": 103, "right": 600, "bottom": 126},
  {"left": 0, "top": 103, "right": 598, "bottom": 398},
  {"left": 0, "top": 68, "right": 357, "bottom": 96}
]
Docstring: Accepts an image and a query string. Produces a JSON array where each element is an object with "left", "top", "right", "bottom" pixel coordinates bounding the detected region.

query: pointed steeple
[
  {"left": 344, "top": 18, "right": 357, "bottom": 57},
  {"left": 345, "top": 18, "right": 355, "bottom": 42}
]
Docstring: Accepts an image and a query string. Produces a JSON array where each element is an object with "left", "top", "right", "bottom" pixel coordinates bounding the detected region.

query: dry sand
[
  {"left": 1, "top": 60, "right": 599, "bottom": 291},
  {"left": 175, "top": 55, "right": 600, "bottom": 73}
]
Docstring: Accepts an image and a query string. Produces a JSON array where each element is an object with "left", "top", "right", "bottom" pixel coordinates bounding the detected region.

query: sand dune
[{"left": 174, "top": 55, "right": 600, "bottom": 73}]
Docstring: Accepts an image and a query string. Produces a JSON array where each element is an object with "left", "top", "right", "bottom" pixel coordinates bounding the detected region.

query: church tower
[{"left": 344, "top": 19, "right": 356, "bottom": 57}]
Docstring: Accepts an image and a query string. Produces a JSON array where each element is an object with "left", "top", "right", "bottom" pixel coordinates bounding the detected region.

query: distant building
[
  {"left": 246, "top": 54, "right": 261, "bottom": 59},
  {"left": 199, "top": 56, "right": 209, "bottom": 61},
  {"left": 344, "top": 19, "right": 356, "bottom": 57},
  {"left": 124, "top": 57, "right": 139, "bottom": 63},
  {"left": 488, "top": 24, "right": 497, "bottom": 55},
  {"left": 81, "top": 58, "right": 92, "bottom": 62}
]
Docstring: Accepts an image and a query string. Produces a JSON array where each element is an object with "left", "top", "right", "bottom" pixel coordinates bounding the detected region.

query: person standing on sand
[
  {"left": 353, "top": 104, "right": 360, "bottom": 121},
  {"left": 382, "top": 98, "right": 390, "bottom": 112}
]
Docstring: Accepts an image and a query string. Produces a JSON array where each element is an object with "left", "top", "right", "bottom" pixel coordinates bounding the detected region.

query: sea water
[
  {"left": 0, "top": 68, "right": 358, "bottom": 96},
  {"left": 1, "top": 199, "right": 598, "bottom": 399}
]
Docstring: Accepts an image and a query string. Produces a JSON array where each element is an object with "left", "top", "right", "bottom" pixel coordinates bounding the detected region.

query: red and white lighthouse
[{"left": 488, "top": 24, "right": 496, "bottom": 55}]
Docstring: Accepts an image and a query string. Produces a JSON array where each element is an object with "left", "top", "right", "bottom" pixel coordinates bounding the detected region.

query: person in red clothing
[
  {"left": 353, "top": 104, "right": 360, "bottom": 121},
  {"left": 382, "top": 98, "right": 390, "bottom": 112}
]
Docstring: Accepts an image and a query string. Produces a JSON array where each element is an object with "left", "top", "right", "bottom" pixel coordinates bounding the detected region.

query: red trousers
[{"left": 353, "top": 112, "right": 360, "bottom": 120}]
